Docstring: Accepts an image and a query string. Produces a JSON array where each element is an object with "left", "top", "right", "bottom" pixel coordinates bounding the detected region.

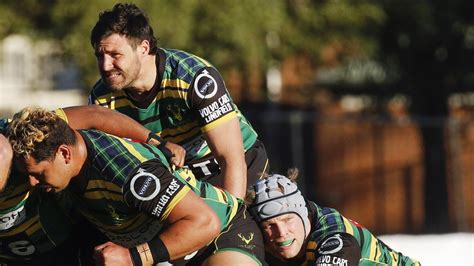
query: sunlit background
[{"left": 0, "top": 1, "right": 473, "bottom": 261}]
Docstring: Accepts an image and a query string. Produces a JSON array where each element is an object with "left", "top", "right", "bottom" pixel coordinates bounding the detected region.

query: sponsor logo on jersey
[
  {"left": 316, "top": 255, "right": 348, "bottom": 266},
  {"left": 237, "top": 232, "right": 256, "bottom": 250},
  {"left": 0, "top": 205, "right": 26, "bottom": 230},
  {"left": 166, "top": 105, "right": 183, "bottom": 122},
  {"left": 318, "top": 234, "right": 343, "bottom": 254},
  {"left": 198, "top": 94, "right": 233, "bottom": 123},
  {"left": 151, "top": 178, "right": 182, "bottom": 217},
  {"left": 238, "top": 232, "right": 254, "bottom": 245},
  {"left": 194, "top": 70, "right": 217, "bottom": 99},
  {"left": 130, "top": 168, "right": 161, "bottom": 201}
]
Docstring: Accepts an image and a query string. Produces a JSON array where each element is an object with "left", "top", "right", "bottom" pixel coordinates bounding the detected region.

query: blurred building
[{"left": 0, "top": 34, "right": 85, "bottom": 116}]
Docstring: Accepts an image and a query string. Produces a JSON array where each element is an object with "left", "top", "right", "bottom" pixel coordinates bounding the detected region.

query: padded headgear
[{"left": 249, "top": 174, "right": 310, "bottom": 236}]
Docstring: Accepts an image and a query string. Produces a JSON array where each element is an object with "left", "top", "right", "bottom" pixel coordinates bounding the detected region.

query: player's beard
[{"left": 102, "top": 59, "right": 141, "bottom": 92}]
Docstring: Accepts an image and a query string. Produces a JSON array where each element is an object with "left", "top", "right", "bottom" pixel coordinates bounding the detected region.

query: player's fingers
[{"left": 171, "top": 157, "right": 183, "bottom": 168}]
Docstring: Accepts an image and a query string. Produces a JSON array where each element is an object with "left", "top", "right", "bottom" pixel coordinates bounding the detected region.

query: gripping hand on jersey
[
  {"left": 147, "top": 133, "right": 186, "bottom": 168},
  {"left": 163, "top": 141, "right": 186, "bottom": 168}
]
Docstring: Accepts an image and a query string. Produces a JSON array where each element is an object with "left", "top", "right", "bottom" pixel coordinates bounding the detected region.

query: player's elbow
[{"left": 198, "top": 209, "right": 221, "bottom": 241}]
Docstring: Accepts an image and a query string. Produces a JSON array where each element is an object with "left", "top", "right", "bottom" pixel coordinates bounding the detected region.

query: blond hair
[{"left": 6, "top": 107, "right": 75, "bottom": 161}]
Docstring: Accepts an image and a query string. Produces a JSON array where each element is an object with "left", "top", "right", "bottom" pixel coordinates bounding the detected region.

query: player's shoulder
[
  {"left": 162, "top": 48, "right": 213, "bottom": 73},
  {"left": 0, "top": 118, "right": 10, "bottom": 133},
  {"left": 90, "top": 79, "right": 110, "bottom": 97}
]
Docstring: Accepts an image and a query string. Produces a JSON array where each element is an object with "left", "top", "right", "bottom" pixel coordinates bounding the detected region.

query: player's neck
[{"left": 69, "top": 131, "right": 89, "bottom": 192}]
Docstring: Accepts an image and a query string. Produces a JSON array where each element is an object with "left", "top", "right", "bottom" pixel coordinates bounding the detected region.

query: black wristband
[
  {"left": 146, "top": 132, "right": 168, "bottom": 147},
  {"left": 148, "top": 237, "right": 170, "bottom": 263},
  {"left": 129, "top": 246, "right": 142, "bottom": 266}
]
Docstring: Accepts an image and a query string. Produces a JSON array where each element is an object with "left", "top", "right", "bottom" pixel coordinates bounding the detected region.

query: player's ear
[
  {"left": 139, "top": 40, "right": 150, "bottom": 55},
  {"left": 57, "top": 145, "right": 72, "bottom": 163}
]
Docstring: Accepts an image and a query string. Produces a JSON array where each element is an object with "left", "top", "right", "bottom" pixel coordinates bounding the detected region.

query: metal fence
[{"left": 243, "top": 106, "right": 474, "bottom": 234}]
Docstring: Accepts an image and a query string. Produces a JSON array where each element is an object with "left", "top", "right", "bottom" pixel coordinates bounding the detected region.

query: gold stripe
[
  {"left": 178, "top": 169, "right": 198, "bottom": 189},
  {"left": 84, "top": 191, "right": 123, "bottom": 201},
  {"left": 54, "top": 108, "right": 68, "bottom": 123},
  {"left": 0, "top": 187, "right": 30, "bottom": 207},
  {"left": 369, "top": 235, "right": 377, "bottom": 260},
  {"left": 162, "top": 121, "right": 199, "bottom": 136},
  {"left": 25, "top": 219, "right": 42, "bottom": 236},
  {"left": 115, "top": 137, "right": 148, "bottom": 162},
  {"left": 389, "top": 250, "right": 398, "bottom": 266},
  {"left": 228, "top": 195, "right": 239, "bottom": 222},
  {"left": 215, "top": 187, "right": 225, "bottom": 203},
  {"left": 160, "top": 79, "right": 190, "bottom": 99},
  {"left": 343, "top": 217, "right": 354, "bottom": 235},
  {"left": 87, "top": 180, "right": 122, "bottom": 194},
  {"left": 96, "top": 93, "right": 134, "bottom": 109},
  {"left": 162, "top": 78, "right": 190, "bottom": 88},
  {"left": 162, "top": 123, "right": 201, "bottom": 143},
  {"left": 201, "top": 112, "right": 237, "bottom": 132},
  {"left": 161, "top": 186, "right": 190, "bottom": 220},
  {"left": 307, "top": 240, "right": 317, "bottom": 249}
]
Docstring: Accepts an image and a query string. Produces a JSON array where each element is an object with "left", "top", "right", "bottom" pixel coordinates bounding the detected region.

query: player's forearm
[
  {"left": 161, "top": 214, "right": 220, "bottom": 260},
  {"left": 130, "top": 214, "right": 220, "bottom": 264},
  {"left": 0, "top": 134, "right": 13, "bottom": 187},
  {"left": 221, "top": 157, "right": 247, "bottom": 199},
  {"left": 63, "top": 105, "right": 150, "bottom": 142},
  {"left": 204, "top": 118, "right": 247, "bottom": 198}
]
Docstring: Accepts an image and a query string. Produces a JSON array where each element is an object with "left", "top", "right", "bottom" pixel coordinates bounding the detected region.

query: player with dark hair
[
  {"left": 0, "top": 105, "right": 165, "bottom": 265},
  {"left": 89, "top": 3, "right": 268, "bottom": 199},
  {"left": 6, "top": 107, "right": 265, "bottom": 266},
  {"left": 247, "top": 169, "right": 421, "bottom": 266}
]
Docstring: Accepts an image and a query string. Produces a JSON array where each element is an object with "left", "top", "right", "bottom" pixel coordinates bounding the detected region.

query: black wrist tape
[
  {"left": 146, "top": 132, "right": 168, "bottom": 147},
  {"left": 148, "top": 237, "right": 170, "bottom": 263}
]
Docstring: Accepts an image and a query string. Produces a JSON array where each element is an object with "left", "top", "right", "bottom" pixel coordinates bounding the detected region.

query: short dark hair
[{"left": 90, "top": 3, "right": 158, "bottom": 55}]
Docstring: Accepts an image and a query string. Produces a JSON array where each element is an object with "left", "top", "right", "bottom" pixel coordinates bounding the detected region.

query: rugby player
[
  {"left": 7, "top": 107, "right": 264, "bottom": 266},
  {"left": 88, "top": 3, "right": 269, "bottom": 199},
  {"left": 0, "top": 105, "right": 162, "bottom": 265},
  {"left": 247, "top": 170, "right": 421, "bottom": 266}
]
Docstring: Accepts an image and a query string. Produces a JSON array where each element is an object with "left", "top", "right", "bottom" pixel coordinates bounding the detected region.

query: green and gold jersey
[
  {"left": 303, "top": 202, "right": 420, "bottom": 266},
  {"left": 73, "top": 129, "right": 240, "bottom": 247},
  {"left": 89, "top": 48, "right": 258, "bottom": 164},
  {"left": 0, "top": 119, "right": 74, "bottom": 261}
]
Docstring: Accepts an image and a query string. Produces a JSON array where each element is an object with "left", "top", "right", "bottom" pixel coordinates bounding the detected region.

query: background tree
[{"left": 379, "top": 0, "right": 474, "bottom": 232}]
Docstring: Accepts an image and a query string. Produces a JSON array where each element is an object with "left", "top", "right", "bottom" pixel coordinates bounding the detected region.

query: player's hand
[
  {"left": 164, "top": 141, "right": 186, "bottom": 168},
  {"left": 93, "top": 241, "right": 133, "bottom": 266}
]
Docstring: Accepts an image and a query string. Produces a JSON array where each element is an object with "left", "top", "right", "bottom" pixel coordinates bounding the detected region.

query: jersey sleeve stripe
[
  {"left": 160, "top": 186, "right": 190, "bottom": 221},
  {"left": 200, "top": 111, "right": 237, "bottom": 132},
  {"left": 342, "top": 217, "right": 354, "bottom": 236}
]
